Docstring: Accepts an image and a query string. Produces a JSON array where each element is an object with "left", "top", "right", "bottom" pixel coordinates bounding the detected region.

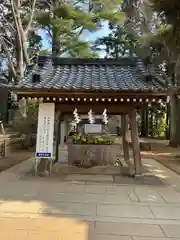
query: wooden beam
[
  {"left": 129, "top": 109, "right": 142, "bottom": 175},
  {"left": 11, "top": 88, "right": 168, "bottom": 96},
  {"left": 56, "top": 103, "right": 135, "bottom": 114}
]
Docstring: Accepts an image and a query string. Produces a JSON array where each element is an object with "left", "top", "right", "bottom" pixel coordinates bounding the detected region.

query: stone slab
[
  {"left": 105, "top": 186, "right": 134, "bottom": 194},
  {"left": 95, "top": 222, "right": 165, "bottom": 237},
  {"left": 52, "top": 165, "right": 121, "bottom": 175},
  {"left": 42, "top": 202, "right": 96, "bottom": 216},
  {"left": 53, "top": 192, "right": 131, "bottom": 204},
  {"left": 158, "top": 189, "right": 180, "bottom": 203},
  {"left": 134, "top": 187, "right": 165, "bottom": 203},
  {"left": 150, "top": 206, "right": 180, "bottom": 220},
  {"left": 160, "top": 224, "right": 180, "bottom": 238},
  {"left": 0, "top": 201, "right": 96, "bottom": 217},
  {"left": 62, "top": 184, "right": 85, "bottom": 193},
  {"left": 97, "top": 204, "right": 154, "bottom": 218},
  {"left": 85, "top": 185, "right": 107, "bottom": 193},
  {"left": 64, "top": 174, "right": 113, "bottom": 183},
  {"left": 90, "top": 235, "right": 132, "bottom": 240},
  {"left": 127, "top": 189, "right": 139, "bottom": 202},
  {"left": 83, "top": 193, "right": 131, "bottom": 204},
  {"left": 114, "top": 176, "right": 137, "bottom": 184},
  {"left": 132, "top": 238, "right": 178, "bottom": 240},
  {"left": 115, "top": 175, "right": 164, "bottom": 186},
  {"left": 135, "top": 175, "right": 164, "bottom": 186}
]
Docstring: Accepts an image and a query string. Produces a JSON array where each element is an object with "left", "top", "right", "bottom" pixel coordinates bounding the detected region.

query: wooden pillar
[
  {"left": 121, "top": 114, "right": 134, "bottom": 175},
  {"left": 60, "top": 121, "right": 65, "bottom": 148},
  {"left": 129, "top": 109, "right": 142, "bottom": 175},
  {"left": 55, "top": 112, "right": 61, "bottom": 163},
  {"left": 121, "top": 114, "right": 130, "bottom": 164},
  {"left": 64, "top": 118, "right": 69, "bottom": 142}
]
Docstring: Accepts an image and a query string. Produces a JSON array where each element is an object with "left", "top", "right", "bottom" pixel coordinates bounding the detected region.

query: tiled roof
[{"left": 13, "top": 55, "right": 168, "bottom": 92}]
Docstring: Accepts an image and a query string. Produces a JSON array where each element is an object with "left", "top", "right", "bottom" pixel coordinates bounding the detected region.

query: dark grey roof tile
[{"left": 14, "top": 56, "right": 167, "bottom": 92}]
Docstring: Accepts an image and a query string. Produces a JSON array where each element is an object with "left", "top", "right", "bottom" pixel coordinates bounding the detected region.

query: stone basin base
[{"left": 68, "top": 144, "right": 123, "bottom": 166}]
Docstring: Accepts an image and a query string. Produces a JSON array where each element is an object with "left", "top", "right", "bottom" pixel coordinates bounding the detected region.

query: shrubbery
[{"left": 9, "top": 100, "right": 38, "bottom": 149}]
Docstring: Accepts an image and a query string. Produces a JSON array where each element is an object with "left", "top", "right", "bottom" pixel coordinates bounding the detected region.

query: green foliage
[
  {"left": 36, "top": 0, "right": 125, "bottom": 57},
  {"left": 158, "top": 114, "right": 166, "bottom": 137},
  {"left": 72, "top": 134, "right": 114, "bottom": 145},
  {"left": 96, "top": 25, "right": 138, "bottom": 58},
  {"left": 150, "top": 0, "right": 180, "bottom": 52},
  {"left": 9, "top": 100, "right": 38, "bottom": 149},
  {"left": 27, "top": 31, "right": 43, "bottom": 64},
  {"left": 148, "top": 104, "right": 167, "bottom": 138},
  {"left": 150, "top": 0, "right": 180, "bottom": 24}
]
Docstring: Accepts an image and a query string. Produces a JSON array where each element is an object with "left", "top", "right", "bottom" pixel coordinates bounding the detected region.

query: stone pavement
[{"left": 1, "top": 158, "right": 180, "bottom": 239}]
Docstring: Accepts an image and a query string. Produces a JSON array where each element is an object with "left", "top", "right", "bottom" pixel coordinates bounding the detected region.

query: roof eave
[{"left": 9, "top": 86, "right": 169, "bottom": 96}]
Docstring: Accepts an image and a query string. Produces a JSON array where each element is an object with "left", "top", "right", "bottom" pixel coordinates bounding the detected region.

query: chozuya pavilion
[{"left": 9, "top": 55, "right": 169, "bottom": 176}]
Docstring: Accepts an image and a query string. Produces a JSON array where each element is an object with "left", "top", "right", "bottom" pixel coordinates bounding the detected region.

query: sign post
[{"left": 35, "top": 103, "right": 55, "bottom": 158}]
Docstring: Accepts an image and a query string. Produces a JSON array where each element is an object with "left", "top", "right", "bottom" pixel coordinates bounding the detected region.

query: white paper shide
[{"left": 36, "top": 103, "right": 55, "bottom": 158}]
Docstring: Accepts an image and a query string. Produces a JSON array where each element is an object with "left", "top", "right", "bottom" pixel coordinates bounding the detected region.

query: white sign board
[
  {"left": 36, "top": 103, "right": 55, "bottom": 158},
  {"left": 85, "top": 124, "right": 102, "bottom": 133}
]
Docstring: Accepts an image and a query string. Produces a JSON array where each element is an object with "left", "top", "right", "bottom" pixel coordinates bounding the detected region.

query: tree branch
[
  {"left": 11, "top": 0, "right": 29, "bottom": 65},
  {"left": 0, "top": 36, "right": 16, "bottom": 80},
  {"left": 17, "top": 17, "right": 29, "bottom": 64},
  {"left": 10, "top": 0, "right": 26, "bottom": 79},
  {"left": 25, "top": 0, "right": 37, "bottom": 36},
  {"left": 10, "top": 0, "right": 23, "bottom": 55}
]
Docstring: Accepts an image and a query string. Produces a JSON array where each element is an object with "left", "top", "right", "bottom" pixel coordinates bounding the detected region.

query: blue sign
[{"left": 36, "top": 152, "right": 52, "bottom": 158}]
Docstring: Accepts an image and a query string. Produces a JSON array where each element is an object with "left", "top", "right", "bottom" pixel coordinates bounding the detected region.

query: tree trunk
[
  {"left": 169, "top": 94, "right": 178, "bottom": 147},
  {"left": 176, "top": 98, "right": 180, "bottom": 145},
  {"left": 140, "top": 107, "right": 148, "bottom": 137},
  {"left": 166, "top": 103, "right": 170, "bottom": 139},
  {"left": 149, "top": 106, "right": 153, "bottom": 137},
  {"left": 52, "top": 0, "right": 61, "bottom": 56},
  {"left": 15, "top": 34, "right": 24, "bottom": 81},
  {"left": 13, "top": 0, "right": 24, "bottom": 81}
]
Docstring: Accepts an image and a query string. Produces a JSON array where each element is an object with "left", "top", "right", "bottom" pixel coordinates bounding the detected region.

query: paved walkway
[{"left": 1, "top": 158, "right": 180, "bottom": 239}]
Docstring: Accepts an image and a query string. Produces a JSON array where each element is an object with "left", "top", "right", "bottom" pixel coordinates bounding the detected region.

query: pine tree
[
  {"left": 36, "top": 0, "right": 125, "bottom": 57},
  {"left": 96, "top": 24, "right": 138, "bottom": 58}
]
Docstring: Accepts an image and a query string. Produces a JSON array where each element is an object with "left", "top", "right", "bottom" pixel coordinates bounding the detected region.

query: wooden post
[
  {"left": 60, "top": 121, "right": 65, "bottom": 148},
  {"left": 121, "top": 114, "right": 130, "bottom": 163},
  {"left": 55, "top": 112, "right": 61, "bottom": 163},
  {"left": 121, "top": 114, "right": 134, "bottom": 175},
  {"left": 129, "top": 109, "right": 142, "bottom": 175}
]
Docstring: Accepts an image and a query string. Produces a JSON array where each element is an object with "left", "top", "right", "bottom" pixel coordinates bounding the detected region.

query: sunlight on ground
[
  {"left": 0, "top": 200, "right": 89, "bottom": 239},
  {"left": 155, "top": 152, "right": 174, "bottom": 156},
  {"left": 147, "top": 195, "right": 158, "bottom": 201},
  {"left": 154, "top": 173, "right": 169, "bottom": 179},
  {"left": 143, "top": 162, "right": 169, "bottom": 179},
  {"left": 152, "top": 169, "right": 165, "bottom": 173},
  {"left": 143, "top": 164, "right": 152, "bottom": 167}
]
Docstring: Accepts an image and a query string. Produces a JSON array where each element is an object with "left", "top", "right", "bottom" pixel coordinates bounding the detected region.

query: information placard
[{"left": 35, "top": 103, "right": 55, "bottom": 158}]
